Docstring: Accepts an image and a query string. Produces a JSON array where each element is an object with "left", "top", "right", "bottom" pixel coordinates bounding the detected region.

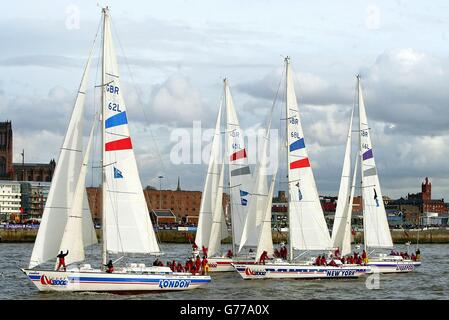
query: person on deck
[
  {"left": 362, "top": 250, "right": 368, "bottom": 264},
  {"left": 56, "top": 250, "right": 69, "bottom": 271},
  {"left": 153, "top": 258, "right": 160, "bottom": 266},
  {"left": 328, "top": 259, "right": 337, "bottom": 267},
  {"left": 226, "top": 249, "right": 233, "bottom": 258},
  {"left": 192, "top": 243, "right": 198, "bottom": 250},
  {"left": 416, "top": 248, "right": 421, "bottom": 261},
  {"left": 341, "top": 256, "right": 346, "bottom": 264},
  {"left": 411, "top": 253, "right": 416, "bottom": 261},
  {"left": 334, "top": 247, "right": 340, "bottom": 258},
  {"left": 201, "top": 256, "right": 209, "bottom": 275},
  {"left": 314, "top": 255, "right": 321, "bottom": 266},
  {"left": 274, "top": 248, "right": 280, "bottom": 258},
  {"left": 320, "top": 255, "right": 327, "bottom": 266},
  {"left": 177, "top": 262, "right": 184, "bottom": 272},
  {"left": 104, "top": 259, "right": 114, "bottom": 273},
  {"left": 259, "top": 251, "right": 269, "bottom": 265},
  {"left": 195, "top": 256, "right": 201, "bottom": 272},
  {"left": 202, "top": 246, "right": 208, "bottom": 258}
]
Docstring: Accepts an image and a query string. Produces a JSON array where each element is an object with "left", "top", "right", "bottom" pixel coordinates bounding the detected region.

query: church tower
[
  {"left": 421, "top": 177, "right": 431, "bottom": 201},
  {"left": 0, "top": 121, "right": 13, "bottom": 179}
]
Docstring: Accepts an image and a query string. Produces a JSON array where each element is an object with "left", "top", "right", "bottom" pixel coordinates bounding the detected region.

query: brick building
[{"left": 85, "top": 184, "right": 230, "bottom": 225}]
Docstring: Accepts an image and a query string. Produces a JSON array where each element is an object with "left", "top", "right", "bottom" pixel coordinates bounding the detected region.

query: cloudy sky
[{"left": 1, "top": 0, "right": 449, "bottom": 200}]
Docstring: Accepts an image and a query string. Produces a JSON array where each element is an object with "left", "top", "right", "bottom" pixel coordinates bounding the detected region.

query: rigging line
[{"left": 110, "top": 19, "right": 167, "bottom": 175}]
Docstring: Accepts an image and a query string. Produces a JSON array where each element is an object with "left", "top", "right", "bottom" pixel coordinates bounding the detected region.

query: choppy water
[{"left": 0, "top": 243, "right": 448, "bottom": 300}]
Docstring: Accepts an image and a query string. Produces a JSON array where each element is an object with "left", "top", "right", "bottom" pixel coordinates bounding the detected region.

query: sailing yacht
[
  {"left": 233, "top": 57, "right": 370, "bottom": 279},
  {"left": 21, "top": 7, "right": 211, "bottom": 292},
  {"left": 193, "top": 79, "right": 260, "bottom": 272},
  {"left": 348, "top": 75, "right": 421, "bottom": 273}
]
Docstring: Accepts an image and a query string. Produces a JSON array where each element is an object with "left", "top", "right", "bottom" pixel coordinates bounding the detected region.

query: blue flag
[
  {"left": 241, "top": 198, "right": 248, "bottom": 206},
  {"left": 114, "top": 167, "right": 123, "bottom": 179}
]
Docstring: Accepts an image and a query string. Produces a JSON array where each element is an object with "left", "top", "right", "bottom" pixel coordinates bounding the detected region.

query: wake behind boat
[{"left": 22, "top": 7, "right": 210, "bottom": 292}]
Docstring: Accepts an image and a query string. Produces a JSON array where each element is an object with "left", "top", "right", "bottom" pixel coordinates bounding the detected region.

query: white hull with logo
[
  {"left": 22, "top": 265, "right": 210, "bottom": 292},
  {"left": 232, "top": 260, "right": 370, "bottom": 280},
  {"left": 366, "top": 255, "right": 421, "bottom": 273}
]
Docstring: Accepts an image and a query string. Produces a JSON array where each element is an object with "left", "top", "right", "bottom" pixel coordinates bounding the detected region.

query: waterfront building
[{"left": 0, "top": 180, "right": 22, "bottom": 221}]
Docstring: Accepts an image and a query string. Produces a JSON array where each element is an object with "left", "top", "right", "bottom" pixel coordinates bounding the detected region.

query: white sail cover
[
  {"left": 58, "top": 119, "right": 97, "bottom": 267},
  {"left": 358, "top": 77, "right": 393, "bottom": 248},
  {"left": 207, "top": 163, "right": 228, "bottom": 257},
  {"left": 331, "top": 106, "right": 354, "bottom": 255},
  {"left": 239, "top": 126, "right": 270, "bottom": 251},
  {"left": 29, "top": 45, "right": 97, "bottom": 269},
  {"left": 285, "top": 58, "right": 332, "bottom": 251},
  {"left": 255, "top": 170, "right": 276, "bottom": 262},
  {"left": 195, "top": 103, "right": 223, "bottom": 249},
  {"left": 102, "top": 9, "right": 160, "bottom": 254},
  {"left": 225, "top": 79, "right": 253, "bottom": 247}
]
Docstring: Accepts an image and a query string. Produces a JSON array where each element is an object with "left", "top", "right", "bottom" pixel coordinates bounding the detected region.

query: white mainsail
[
  {"left": 358, "top": 76, "right": 393, "bottom": 249},
  {"left": 239, "top": 124, "right": 271, "bottom": 251},
  {"left": 195, "top": 103, "right": 223, "bottom": 249},
  {"left": 58, "top": 119, "right": 97, "bottom": 267},
  {"left": 331, "top": 106, "right": 354, "bottom": 256},
  {"left": 102, "top": 9, "right": 160, "bottom": 255},
  {"left": 285, "top": 57, "right": 332, "bottom": 252},
  {"left": 225, "top": 79, "right": 253, "bottom": 248},
  {"left": 29, "top": 43, "right": 97, "bottom": 269}
]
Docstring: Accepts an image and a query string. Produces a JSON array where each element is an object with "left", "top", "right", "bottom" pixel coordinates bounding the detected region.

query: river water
[{"left": 0, "top": 243, "right": 448, "bottom": 300}]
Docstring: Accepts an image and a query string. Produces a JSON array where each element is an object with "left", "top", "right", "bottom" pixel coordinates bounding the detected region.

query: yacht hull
[
  {"left": 22, "top": 268, "right": 211, "bottom": 292},
  {"left": 232, "top": 263, "right": 370, "bottom": 280}
]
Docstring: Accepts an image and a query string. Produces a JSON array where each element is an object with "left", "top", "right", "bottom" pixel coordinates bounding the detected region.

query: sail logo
[
  {"left": 158, "top": 279, "right": 191, "bottom": 289},
  {"left": 240, "top": 190, "right": 249, "bottom": 206},
  {"left": 326, "top": 270, "right": 356, "bottom": 277},
  {"left": 114, "top": 167, "right": 123, "bottom": 179},
  {"left": 396, "top": 264, "right": 414, "bottom": 271},
  {"left": 245, "top": 268, "right": 266, "bottom": 276},
  {"left": 40, "top": 275, "right": 68, "bottom": 286}
]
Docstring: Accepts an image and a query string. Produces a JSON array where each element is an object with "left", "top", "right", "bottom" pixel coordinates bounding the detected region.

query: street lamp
[{"left": 158, "top": 176, "right": 164, "bottom": 209}]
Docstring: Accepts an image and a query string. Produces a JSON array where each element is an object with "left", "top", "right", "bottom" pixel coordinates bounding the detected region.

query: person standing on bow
[{"left": 56, "top": 250, "right": 69, "bottom": 271}]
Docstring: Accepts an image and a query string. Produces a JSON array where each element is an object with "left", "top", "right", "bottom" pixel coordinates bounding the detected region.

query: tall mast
[
  {"left": 285, "top": 57, "right": 293, "bottom": 262},
  {"left": 224, "top": 78, "right": 236, "bottom": 255},
  {"left": 357, "top": 74, "right": 367, "bottom": 253},
  {"left": 101, "top": 7, "right": 108, "bottom": 267}
]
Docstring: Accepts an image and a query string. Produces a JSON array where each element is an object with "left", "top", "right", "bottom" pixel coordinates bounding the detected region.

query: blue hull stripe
[{"left": 29, "top": 275, "right": 210, "bottom": 284}]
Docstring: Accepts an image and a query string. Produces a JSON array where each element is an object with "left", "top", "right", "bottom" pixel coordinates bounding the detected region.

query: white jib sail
[
  {"left": 358, "top": 76, "right": 393, "bottom": 249},
  {"left": 255, "top": 169, "right": 277, "bottom": 262},
  {"left": 29, "top": 42, "right": 96, "bottom": 269},
  {"left": 102, "top": 9, "right": 160, "bottom": 254},
  {"left": 239, "top": 126, "right": 271, "bottom": 252},
  {"left": 342, "top": 155, "right": 358, "bottom": 256},
  {"left": 195, "top": 103, "right": 223, "bottom": 249},
  {"left": 225, "top": 79, "right": 253, "bottom": 247},
  {"left": 207, "top": 163, "right": 227, "bottom": 257},
  {"left": 57, "top": 118, "right": 98, "bottom": 267},
  {"left": 285, "top": 57, "right": 332, "bottom": 251},
  {"left": 331, "top": 106, "right": 354, "bottom": 254}
]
